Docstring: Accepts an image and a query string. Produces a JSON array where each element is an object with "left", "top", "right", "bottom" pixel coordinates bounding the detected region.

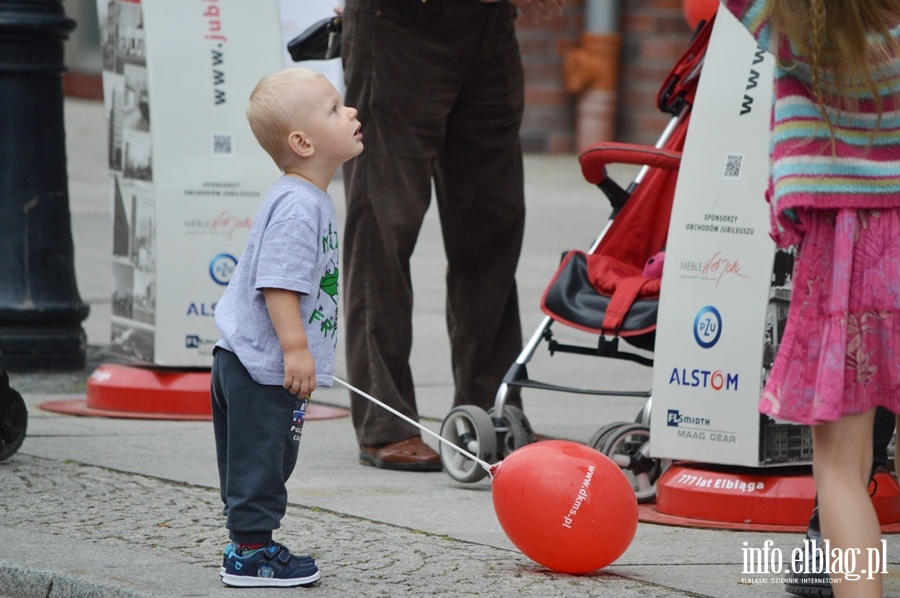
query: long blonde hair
[{"left": 767, "top": 0, "right": 900, "bottom": 145}]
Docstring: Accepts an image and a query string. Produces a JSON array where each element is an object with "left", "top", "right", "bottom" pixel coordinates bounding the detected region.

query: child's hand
[{"left": 283, "top": 348, "right": 316, "bottom": 397}]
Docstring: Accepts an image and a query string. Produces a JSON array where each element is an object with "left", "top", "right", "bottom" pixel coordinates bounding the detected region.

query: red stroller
[{"left": 438, "top": 17, "right": 716, "bottom": 502}]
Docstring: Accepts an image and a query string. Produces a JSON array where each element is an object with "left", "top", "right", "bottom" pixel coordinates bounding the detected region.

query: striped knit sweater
[{"left": 724, "top": 0, "right": 900, "bottom": 247}]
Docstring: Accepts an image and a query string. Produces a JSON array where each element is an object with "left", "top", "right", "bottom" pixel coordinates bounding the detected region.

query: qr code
[
  {"left": 724, "top": 153, "right": 743, "bottom": 179},
  {"left": 212, "top": 133, "right": 233, "bottom": 156}
]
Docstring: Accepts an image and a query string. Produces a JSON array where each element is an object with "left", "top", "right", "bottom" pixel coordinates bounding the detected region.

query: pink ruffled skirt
[{"left": 760, "top": 209, "right": 900, "bottom": 424}]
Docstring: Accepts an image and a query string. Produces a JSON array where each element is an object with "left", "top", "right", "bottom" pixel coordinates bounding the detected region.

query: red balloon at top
[{"left": 683, "top": 0, "right": 718, "bottom": 29}]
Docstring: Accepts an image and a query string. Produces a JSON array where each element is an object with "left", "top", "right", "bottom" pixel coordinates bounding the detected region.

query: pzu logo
[
  {"left": 693, "top": 305, "right": 722, "bottom": 349},
  {"left": 209, "top": 253, "right": 238, "bottom": 286}
]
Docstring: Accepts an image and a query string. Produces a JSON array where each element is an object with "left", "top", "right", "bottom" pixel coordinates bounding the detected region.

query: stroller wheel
[
  {"left": 440, "top": 405, "right": 498, "bottom": 483},
  {"left": 488, "top": 406, "right": 534, "bottom": 458},
  {"left": 599, "top": 423, "right": 671, "bottom": 504},
  {"left": 587, "top": 421, "right": 631, "bottom": 452},
  {"left": 634, "top": 397, "right": 652, "bottom": 426},
  {"left": 0, "top": 390, "right": 27, "bottom": 462}
]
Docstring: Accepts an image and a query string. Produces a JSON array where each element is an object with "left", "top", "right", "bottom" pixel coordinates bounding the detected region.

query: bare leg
[{"left": 812, "top": 408, "right": 879, "bottom": 597}]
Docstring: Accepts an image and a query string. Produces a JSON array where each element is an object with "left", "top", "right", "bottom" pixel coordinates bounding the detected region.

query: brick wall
[
  {"left": 515, "top": 2, "right": 582, "bottom": 153},
  {"left": 516, "top": 0, "right": 695, "bottom": 152},
  {"left": 617, "top": 0, "right": 695, "bottom": 145},
  {"left": 67, "top": 2, "right": 699, "bottom": 154}
]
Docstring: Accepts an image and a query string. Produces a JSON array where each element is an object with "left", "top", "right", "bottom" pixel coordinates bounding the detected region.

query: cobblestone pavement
[
  {"left": 0, "top": 454, "right": 699, "bottom": 597},
  {"left": 6, "top": 98, "right": 895, "bottom": 597}
]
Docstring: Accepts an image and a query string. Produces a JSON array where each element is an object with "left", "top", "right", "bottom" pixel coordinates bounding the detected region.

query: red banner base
[
  {"left": 638, "top": 462, "right": 900, "bottom": 533},
  {"left": 39, "top": 363, "right": 349, "bottom": 421}
]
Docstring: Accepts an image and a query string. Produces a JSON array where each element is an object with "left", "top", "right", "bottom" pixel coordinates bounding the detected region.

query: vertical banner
[
  {"left": 96, "top": 0, "right": 283, "bottom": 365},
  {"left": 650, "top": 6, "right": 784, "bottom": 467}
]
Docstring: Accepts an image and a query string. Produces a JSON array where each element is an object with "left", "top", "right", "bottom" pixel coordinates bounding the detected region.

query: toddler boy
[{"left": 211, "top": 67, "right": 362, "bottom": 587}]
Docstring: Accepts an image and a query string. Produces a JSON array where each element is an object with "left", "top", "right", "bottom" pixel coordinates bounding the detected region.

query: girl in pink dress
[{"left": 724, "top": 1, "right": 900, "bottom": 595}]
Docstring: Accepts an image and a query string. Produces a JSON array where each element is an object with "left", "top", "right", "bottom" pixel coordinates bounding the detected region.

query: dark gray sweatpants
[{"left": 211, "top": 347, "right": 303, "bottom": 544}]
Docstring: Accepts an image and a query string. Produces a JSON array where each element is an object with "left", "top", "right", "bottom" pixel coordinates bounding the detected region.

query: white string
[{"left": 334, "top": 376, "right": 493, "bottom": 474}]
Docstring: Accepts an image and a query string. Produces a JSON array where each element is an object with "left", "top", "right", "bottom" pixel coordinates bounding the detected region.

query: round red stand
[
  {"left": 639, "top": 462, "right": 900, "bottom": 533},
  {"left": 40, "top": 363, "right": 348, "bottom": 421}
]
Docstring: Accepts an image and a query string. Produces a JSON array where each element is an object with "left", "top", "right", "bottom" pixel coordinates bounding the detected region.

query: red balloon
[
  {"left": 491, "top": 440, "right": 638, "bottom": 574},
  {"left": 683, "top": 0, "right": 718, "bottom": 29}
]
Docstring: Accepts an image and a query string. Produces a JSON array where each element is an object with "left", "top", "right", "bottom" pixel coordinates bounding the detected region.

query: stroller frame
[
  {"left": 495, "top": 111, "right": 687, "bottom": 411},
  {"left": 439, "top": 18, "right": 714, "bottom": 500}
]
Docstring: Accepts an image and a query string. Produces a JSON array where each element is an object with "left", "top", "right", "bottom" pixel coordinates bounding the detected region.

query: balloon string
[{"left": 334, "top": 377, "right": 494, "bottom": 475}]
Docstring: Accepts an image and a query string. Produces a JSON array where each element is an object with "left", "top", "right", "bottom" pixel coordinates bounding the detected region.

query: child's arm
[{"left": 263, "top": 288, "right": 317, "bottom": 396}]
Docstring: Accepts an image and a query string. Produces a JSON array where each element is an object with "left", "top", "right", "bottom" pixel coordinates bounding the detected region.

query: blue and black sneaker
[
  {"left": 219, "top": 544, "right": 234, "bottom": 577},
  {"left": 219, "top": 543, "right": 317, "bottom": 578},
  {"left": 221, "top": 541, "right": 321, "bottom": 587}
]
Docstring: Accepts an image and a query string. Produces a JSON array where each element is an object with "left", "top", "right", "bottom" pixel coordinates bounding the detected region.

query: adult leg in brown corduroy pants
[{"left": 342, "top": 0, "right": 525, "bottom": 469}]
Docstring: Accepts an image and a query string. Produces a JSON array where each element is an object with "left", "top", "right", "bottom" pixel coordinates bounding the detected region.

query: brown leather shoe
[{"left": 359, "top": 436, "right": 443, "bottom": 472}]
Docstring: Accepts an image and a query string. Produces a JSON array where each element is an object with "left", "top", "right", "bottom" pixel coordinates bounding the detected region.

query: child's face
[{"left": 296, "top": 79, "right": 363, "bottom": 164}]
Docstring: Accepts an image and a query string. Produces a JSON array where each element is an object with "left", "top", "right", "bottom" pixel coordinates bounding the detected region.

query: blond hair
[
  {"left": 247, "top": 67, "right": 327, "bottom": 169},
  {"left": 767, "top": 0, "right": 900, "bottom": 149}
]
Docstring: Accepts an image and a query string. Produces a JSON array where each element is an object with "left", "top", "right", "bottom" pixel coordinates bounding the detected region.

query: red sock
[{"left": 237, "top": 542, "right": 266, "bottom": 555}]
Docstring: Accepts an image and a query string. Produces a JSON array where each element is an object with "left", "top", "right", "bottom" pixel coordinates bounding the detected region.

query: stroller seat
[
  {"left": 541, "top": 130, "right": 687, "bottom": 353},
  {"left": 542, "top": 251, "right": 660, "bottom": 351}
]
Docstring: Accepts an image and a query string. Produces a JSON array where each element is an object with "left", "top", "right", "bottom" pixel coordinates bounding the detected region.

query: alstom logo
[{"left": 668, "top": 367, "right": 739, "bottom": 392}]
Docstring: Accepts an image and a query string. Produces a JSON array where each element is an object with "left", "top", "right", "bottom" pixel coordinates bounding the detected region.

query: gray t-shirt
[{"left": 215, "top": 175, "right": 339, "bottom": 387}]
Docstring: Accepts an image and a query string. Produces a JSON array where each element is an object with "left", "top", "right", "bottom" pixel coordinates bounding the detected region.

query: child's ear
[{"left": 287, "top": 130, "right": 314, "bottom": 158}]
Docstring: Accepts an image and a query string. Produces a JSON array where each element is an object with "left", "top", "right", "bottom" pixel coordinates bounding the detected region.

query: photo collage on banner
[{"left": 97, "top": 0, "right": 156, "bottom": 361}]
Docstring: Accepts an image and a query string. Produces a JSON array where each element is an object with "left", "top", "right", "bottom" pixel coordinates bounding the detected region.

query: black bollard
[
  {"left": 0, "top": 369, "right": 26, "bottom": 461},
  {"left": 0, "top": 0, "right": 89, "bottom": 371}
]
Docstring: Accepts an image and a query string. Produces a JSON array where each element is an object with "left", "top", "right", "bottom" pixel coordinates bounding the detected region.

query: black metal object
[
  {"left": 0, "top": 0, "right": 88, "bottom": 371},
  {"left": 287, "top": 16, "right": 342, "bottom": 62},
  {"left": 0, "top": 369, "right": 26, "bottom": 461}
]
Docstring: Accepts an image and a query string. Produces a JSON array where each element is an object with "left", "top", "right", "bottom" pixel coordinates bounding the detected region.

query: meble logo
[
  {"left": 209, "top": 253, "right": 237, "bottom": 286},
  {"left": 693, "top": 305, "right": 722, "bottom": 349}
]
